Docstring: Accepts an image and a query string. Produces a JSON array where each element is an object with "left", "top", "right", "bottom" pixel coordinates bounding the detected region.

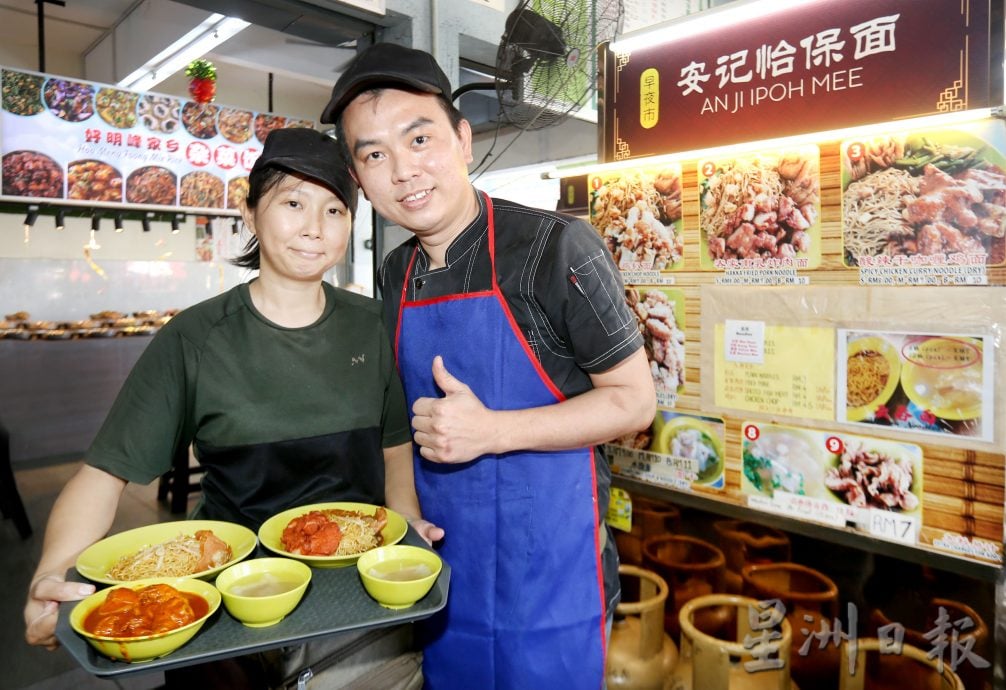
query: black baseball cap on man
[
  {"left": 251, "top": 127, "right": 357, "bottom": 215},
  {"left": 320, "top": 43, "right": 453, "bottom": 125}
]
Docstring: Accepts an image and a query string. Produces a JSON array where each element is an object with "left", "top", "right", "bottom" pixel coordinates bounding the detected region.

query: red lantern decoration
[{"left": 186, "top": 59, "right": 217, "bottom": 104}]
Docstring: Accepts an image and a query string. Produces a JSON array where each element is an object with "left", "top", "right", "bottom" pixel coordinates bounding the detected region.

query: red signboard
[{"left": 600, "top": 0, "right": 1001, "bottom": 161}]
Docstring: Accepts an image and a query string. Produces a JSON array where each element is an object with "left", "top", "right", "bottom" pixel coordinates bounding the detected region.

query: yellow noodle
[
  {"left": 323, "top": 511, "right": 383, "bottom": 555},
  {"left": 106, "top": 534, "right": 202, "bottom": 580},
  {"left": 843, "top": 168, "right": 919, "bottom": 260},
  {"left": 847, "top": 350, "right": 890, "bottom": 408}
]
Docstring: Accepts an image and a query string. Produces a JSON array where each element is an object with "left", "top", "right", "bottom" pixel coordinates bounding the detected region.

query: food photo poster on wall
[
  {"left": 838, "top": 329, "right": 993, "bottom": 441},
  {"left": 0, "top": 67, "right": 314, "bottom": 213},
  {"left": 742, "top": 421, "right": 924, "bottom": 545},
  {"left": 607, "top": 410, "right": 727, "bottom": 492},
  {"left": 840, "top": 120, "right": 1006, "bottom": 279},
  {"left": 588, "top": 165, "right": 684, "bottom": 283}
]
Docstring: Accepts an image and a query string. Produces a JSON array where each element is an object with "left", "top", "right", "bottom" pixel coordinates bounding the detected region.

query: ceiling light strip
[{"left": 118, "top": 14, "right": 249, "bottom": 91}]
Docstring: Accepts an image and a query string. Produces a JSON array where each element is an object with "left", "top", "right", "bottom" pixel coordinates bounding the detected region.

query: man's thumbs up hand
[{"left": 411, "top": 356, "right": 493, "bottom": 463}]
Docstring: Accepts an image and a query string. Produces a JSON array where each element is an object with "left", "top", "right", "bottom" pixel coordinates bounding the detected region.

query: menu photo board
[
  {"left": 698, "top": 144, "right": 821, "bottom": 272},
  {"left": 625, "top": 285, "right": 686, "bottom": 408},
  {"left": 608, "top": 410, "right": 726, "bottom": 492},
  {"left": 588, "top": 163, "right": 683, "bottom": 284},
  {"left": 840, "top": 119, "right": 1006, "bottom": 285},
  {"left": 838, "top": 329, "right": 994, "bottom": 442},
  {"left": 742, "top": 421, "right": 924, "bottom": 545},
  {"left": 0, "top": 67, "right": 315, "bottom": 213}
]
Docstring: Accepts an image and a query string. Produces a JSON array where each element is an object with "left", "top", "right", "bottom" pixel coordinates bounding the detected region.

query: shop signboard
[
  {"left": 0, "top": 67, "right": 315, "bottom": 213},
  {"left": 601, "top": 0, "right": 1001, "bottom": 161}
]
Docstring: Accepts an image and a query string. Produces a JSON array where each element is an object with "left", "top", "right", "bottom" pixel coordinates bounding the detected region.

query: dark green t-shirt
[{"left": 87, "top": 281, "right": 411, "bottom": 527}]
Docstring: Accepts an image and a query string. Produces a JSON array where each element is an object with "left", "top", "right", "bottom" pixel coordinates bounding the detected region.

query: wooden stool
[
  {"left": 0, "top": 423, "right": 32, "bottom": 538},
  {"left": 157, "top": 444, "right": 205, "bottom": 514}
]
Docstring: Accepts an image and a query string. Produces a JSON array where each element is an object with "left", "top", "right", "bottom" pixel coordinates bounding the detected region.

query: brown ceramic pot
[
  {"left": 668, "top": 593, "right": 799, "bottom": 690},
  {"left": 607, "top": 565, "right": 679, "bottom": 690},
  {"left": 713, "top": 519, "right": 791, "bottom": 594},
  {"left": 869, "top": 599, "right": 989, "bottom": 690},
  {"left": 741, "top": 562, "right": 840, "bottom": 690},
  {"left": 614, "top": 496, "right": 682, "bottom": 567},
  {"left": 839, "top": 638, "right": 964, "bottom": 690},
  {"left": 643, "top": 534, "right": 729, "bottom": 641}
]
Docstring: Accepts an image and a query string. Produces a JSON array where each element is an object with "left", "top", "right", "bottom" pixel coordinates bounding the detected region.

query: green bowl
[
  {"left": 215, "top": 557, "right": 311, "bottom": 627},
  {"left": 69, "top": 577, "right": 220, "bottom": 663},
  {"left": 357, "top": 545, "right": 442, "bottom": 610}
]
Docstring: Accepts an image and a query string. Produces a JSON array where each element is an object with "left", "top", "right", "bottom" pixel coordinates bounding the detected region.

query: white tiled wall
[
  {"left": 0, "top": 256, "right": 252, "bottom": 320},
  {"left": 0, "top": 208, "right": 353, "bottom": 320},
  {"left": 0, "top": 211, "right": 252, "bottom": 320}
]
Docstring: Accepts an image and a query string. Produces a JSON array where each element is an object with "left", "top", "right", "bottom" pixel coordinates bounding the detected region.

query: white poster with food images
[
  {"left": 608, "top": 411, "right": 725, "bottom": 491},
  {"left": 742, "top": 422, "right": 923, "bottom": 543},
  {"left": 625, "top": 286, "right": 685, "bottom": 407},
  {"left": 841, "top": 122, "right": 1006, "bottom": 276},
  {"left": 838, "top": 330, "right": 993, "bottom": 441},
  {"left": 589, "top": 164, "right": 684, "bottom": 278},
  {"left": 0, "top": 67, "right": 313, "bottom": 212},
  {"left": 698, "top": 145, "right": 822, "bottom": 270}
]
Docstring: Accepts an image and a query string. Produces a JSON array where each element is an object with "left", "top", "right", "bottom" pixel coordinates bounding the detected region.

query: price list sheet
[{"left": 713, "top": 321, "right": 835, "bottom": 420}]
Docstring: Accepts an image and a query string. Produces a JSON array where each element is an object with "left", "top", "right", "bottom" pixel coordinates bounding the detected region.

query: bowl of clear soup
[{"left": 356, "top": 545, "right": 443, "bottom": 609}]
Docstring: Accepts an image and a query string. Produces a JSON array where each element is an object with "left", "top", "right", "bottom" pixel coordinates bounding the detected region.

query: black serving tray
[{"left": 55, "top": 529, "right": 449, "bottom": 678}]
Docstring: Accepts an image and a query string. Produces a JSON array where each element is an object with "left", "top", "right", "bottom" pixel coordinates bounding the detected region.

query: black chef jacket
[{"left": 378, "top": 188, "right": 645, "bottom": 609}]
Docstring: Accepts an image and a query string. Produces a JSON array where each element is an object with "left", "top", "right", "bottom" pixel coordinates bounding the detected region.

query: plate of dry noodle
[
  {"left": 258, "top": 502, "right": 407, "bottom": 568},
  {"left": 75, "top": 520, "right": 257, "bottom": 585}
]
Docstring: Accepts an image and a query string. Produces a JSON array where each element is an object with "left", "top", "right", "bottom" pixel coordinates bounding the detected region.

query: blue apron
[{"left": 394, "top": 195, "right": 607, "bottom": 689}]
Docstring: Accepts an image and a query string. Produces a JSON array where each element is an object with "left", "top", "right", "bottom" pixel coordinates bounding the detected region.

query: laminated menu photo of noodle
[
  {"left": 700, "top": 146, "right": 821, "bottom": 267},
  {"left": 590, "top": 167, "right": 683, "bottom": 271},
  {"left": 841, "top": 130, "right": 1006, "bottom": 266},
  {"left": 106, "top": 530, "right": 233, "bottom": 580},
  {"left": 625, "top": 287, "right": 685, "bottom": 406}
]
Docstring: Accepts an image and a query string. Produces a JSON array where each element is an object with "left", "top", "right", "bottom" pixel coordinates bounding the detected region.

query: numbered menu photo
[
  {"left": 741, "top": 422, "right": 923, "bottom": 544},
  {"left": 698, "top": 145, "right": 822, "bottom": 270},
  {"left": 588, "top": 164, "right": 684, "bottom": 276},
  {"left": 838, "top": 329, "right": 993, "bottom": 441},
  {"left": 609, "top": 411, "right": 726, "bottom": 492},
  {"left": 840, "top": 122, "right": 1006, "bottom": 275}
]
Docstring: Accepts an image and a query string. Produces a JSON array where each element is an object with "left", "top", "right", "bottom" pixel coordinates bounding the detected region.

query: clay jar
[
  {"left": 839, "top": 638, "right": 964, "bottom": 690},
  {"left": 642, "top": 534, "right": 728, "bottom": 641},
  {"left": 668, "top": 593, "right": 799, "bottom": 690},
  {"left": 869, "top": 599, "right": 988, "bottom": 690},
  {"left": 741, "top": 562, "right": 840, "bottom": 690},
  {"left": 614, "top": 496, "right": 682, "bottom": 567},
  {"left": 606, "top": 565, "right": 679, "bottom": 690},
  {"left": 713, "top": 520, "right": 791, "bottom": 594}
]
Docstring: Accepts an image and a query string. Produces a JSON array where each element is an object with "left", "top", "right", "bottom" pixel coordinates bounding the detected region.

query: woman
[{"left": 23, "top": 129, "right": 440, "bottom": 683}]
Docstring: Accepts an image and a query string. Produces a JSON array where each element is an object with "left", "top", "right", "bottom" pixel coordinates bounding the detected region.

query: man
[{"left": 321, "top": 42, "right": 656, "bottom": 689}]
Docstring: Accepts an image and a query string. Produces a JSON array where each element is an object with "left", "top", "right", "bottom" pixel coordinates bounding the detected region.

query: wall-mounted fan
[{"left": 493, "top": 0, "right": 622, "bottom": 131}]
